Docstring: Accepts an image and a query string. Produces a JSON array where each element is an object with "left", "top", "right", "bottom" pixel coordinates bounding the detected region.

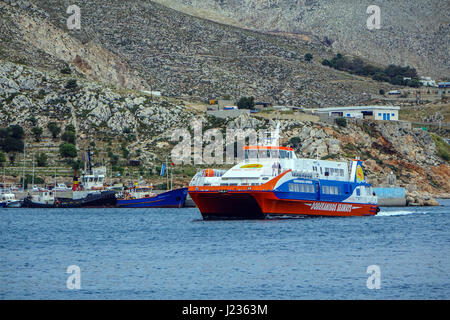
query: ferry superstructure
[{"left": 188, "top": 125, "right": 379, "bottom": 219}]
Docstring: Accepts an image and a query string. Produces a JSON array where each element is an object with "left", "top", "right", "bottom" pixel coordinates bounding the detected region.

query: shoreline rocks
[{"left": 406, "top": 191, "right": 440, "bottom": 206}]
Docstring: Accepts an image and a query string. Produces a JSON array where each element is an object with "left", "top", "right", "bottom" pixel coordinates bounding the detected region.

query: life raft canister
[{"left": 204, "top": 169, "right": 215, "bottom": 177}]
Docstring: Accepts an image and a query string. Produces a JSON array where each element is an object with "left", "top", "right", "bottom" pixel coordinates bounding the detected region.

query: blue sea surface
[{"left": 1, "top": 200, "right": 449, "bottom": 299}]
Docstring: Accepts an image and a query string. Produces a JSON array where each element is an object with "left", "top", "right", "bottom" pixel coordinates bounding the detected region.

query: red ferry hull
[{"left": 189, "top": 190, "right": 379, "bottom": 219}]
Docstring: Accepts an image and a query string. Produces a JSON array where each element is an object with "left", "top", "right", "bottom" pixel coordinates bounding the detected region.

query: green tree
[
  {"left": 121, "top": 144, "right": 130, "bottom": 159},
  {"left": 60, "top": 66, "right": 71, "bottom": 75},
  {"left": 65, "top": 79, "right": 78, "bottom": 90},
  {"left": 70, "top": 159, "right": 83, "bottom": 175},
  {"left": 28, "top": 115, "right": 38, "bottom": 126},
  {"left": 304, "top": 53, "right": 313, "bottom": 62},
  {"left": 47, "top": 122, "right": 61, "bottom": 139},
  {"left": 321, "top": 59, "right": 332, "bottom": 67},
  {"left": 407, "top": 79, "right": 420, "bottom": 88},
  {"left": 0, "top": 152, "right": 5, "bottom": 164},
  {"left": 379, "top": 89, "right": 385, "bottom": 95},
  {"left": 390, "top": 75, "right": 405, "bottom": 86},
  {"left": 372, "top": 72, "right": 390, "bottom": 82},
  {"left": 36, "top": 152, "right": 47, "bottom": 167},
  {"left": 336, "top": 117, "right": 347, "bottom": 127},
  {"left": 59, "top": 143, "right": 77, "bottom": 158},
  {"left": 110, "top": 154, "right": 119, "bottom": 166},
  {"left": 61, "top": 130, "right": 76, "bottom": 144},
  {"left": 7, "top": 125, "right": 24, "bottom": 140},
  {"left": 1, "top": 137, "right": 24, "bottom": 153},
  {"left": 61, "top": 124, "right": 76, "bottom": 144},
  {"left": 289, "top": 137, "right": 301, "bottom": 148},
  {"left": 237, "top": 96, "right": 255, "bottom": 110},
  {"left": 31, "top": 126, "right": 43, "bottom": 142}
]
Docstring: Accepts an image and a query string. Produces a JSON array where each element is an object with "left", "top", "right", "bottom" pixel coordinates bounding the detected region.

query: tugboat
[
  {"left": 116, "top": 184, "right": 187, "bottom": 208},
  {"left": 23, "top": 149, "right": 116, "bottom": 208},
  {"left": 23, "top": 190, "right": 55, "bottom": 208},
  {"left": 188, "top": 124, "right": 379, "bottom": 219},
  {"left": 57, "top": 149, "right": 116, "bottom": 208}
]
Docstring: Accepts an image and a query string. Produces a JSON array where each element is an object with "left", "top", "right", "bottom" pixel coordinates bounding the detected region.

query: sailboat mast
[{"left": 22, "top": 142, "right": 26, "bottom": 189}]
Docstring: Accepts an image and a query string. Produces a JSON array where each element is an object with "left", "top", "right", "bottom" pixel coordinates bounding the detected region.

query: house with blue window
[{"left": 309, "top": 106, "right": 400, "bottom": 121}]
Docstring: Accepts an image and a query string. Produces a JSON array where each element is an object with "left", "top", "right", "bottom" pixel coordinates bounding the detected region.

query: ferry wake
[{"left": 188, "top": 124, "right": 379, "bottom": 219}]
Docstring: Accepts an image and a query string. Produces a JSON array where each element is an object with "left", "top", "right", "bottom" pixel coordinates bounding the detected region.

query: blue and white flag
[{"left": 160, "top": 163, "right": 166, "bottom": 176}]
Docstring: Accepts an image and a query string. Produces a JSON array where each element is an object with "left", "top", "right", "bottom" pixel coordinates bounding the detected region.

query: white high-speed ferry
[{"left": 188, "top": 124, "right": 379, "bottom": 219}]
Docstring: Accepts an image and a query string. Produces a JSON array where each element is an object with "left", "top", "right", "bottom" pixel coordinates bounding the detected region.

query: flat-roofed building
[{"left": 310, "top": 106, "right": 400, "bottom": 121}]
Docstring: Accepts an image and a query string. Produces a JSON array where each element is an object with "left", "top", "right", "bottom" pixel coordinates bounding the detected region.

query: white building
[
  {"left": 310, "top": 106, "right": 400, "bottom": 121},
  {"left": 419, "top": 77, "right": 436, "bottom": 87}
]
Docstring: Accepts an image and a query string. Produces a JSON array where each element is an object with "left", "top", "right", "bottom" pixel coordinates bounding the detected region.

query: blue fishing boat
[{"left": 116, "top": 186, "right": 188, "bottom": 208}]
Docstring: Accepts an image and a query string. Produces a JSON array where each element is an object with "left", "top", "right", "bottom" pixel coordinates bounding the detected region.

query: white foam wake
[{"left": 376, "top": 210, "right": 415, "bottom": 216}]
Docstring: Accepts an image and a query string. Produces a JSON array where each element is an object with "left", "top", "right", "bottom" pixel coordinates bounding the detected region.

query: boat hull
[
  {"left": 22, "top": 197, "right": 55, "bottom": 208},
  {"left": 116, "top": 188, "right": 188, "bottom": 208},
  {"left": 22, "top": 190, "right": 117, "bottom": 208},
  {"left": 56, "top": 190, "right": 117, "bottom": 208},
  {"left": 5, "top": 200, "right": 23, "bottom": 208},
  {"left": 189, "top": 190, "right": 379, "bottom": 220}
]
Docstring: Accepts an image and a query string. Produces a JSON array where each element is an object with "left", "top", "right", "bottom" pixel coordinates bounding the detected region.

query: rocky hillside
[
  {"left": 155, "top": 0, "right": 450, "bottom": 79},
  {"left": 0, "top": 59, "right": 199, "bottom": 168},
  {"left": 1, "top": 60, "right": 449, "bottom": 196},
  {"left": 1, "top": 0, "right": 397, "bottom": 107}
]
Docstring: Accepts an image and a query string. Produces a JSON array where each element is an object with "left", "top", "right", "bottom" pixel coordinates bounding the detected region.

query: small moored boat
[
  {"left": 116, "top": 186, "right": 188, "bottom": 208},
  {"left": 23, "top": 190, "right": 55, "bottom": 208},
  {"left": 0, "top": 191, "right": 23, "bottom": 208}
]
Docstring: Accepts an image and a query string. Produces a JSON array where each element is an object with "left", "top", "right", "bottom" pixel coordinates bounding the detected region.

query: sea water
[{"left": 1, "top": 200, "right": 449, "bottom": 299}]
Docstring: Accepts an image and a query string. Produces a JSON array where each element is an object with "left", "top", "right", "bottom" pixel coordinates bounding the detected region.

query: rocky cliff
[
  {"left": 1, "top": 0, "right": 396, "bottom": 107},
  {"left": 154, "top": 0, "right": 450, "bottom": 79}
]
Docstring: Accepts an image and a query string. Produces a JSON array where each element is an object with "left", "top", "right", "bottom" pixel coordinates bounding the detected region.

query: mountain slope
[
  {"left": 1, "top": 0, "right": 395, "bottom": 107},
  {"left": 154, "top": 0, "right": 450, "bottom": 79}
]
